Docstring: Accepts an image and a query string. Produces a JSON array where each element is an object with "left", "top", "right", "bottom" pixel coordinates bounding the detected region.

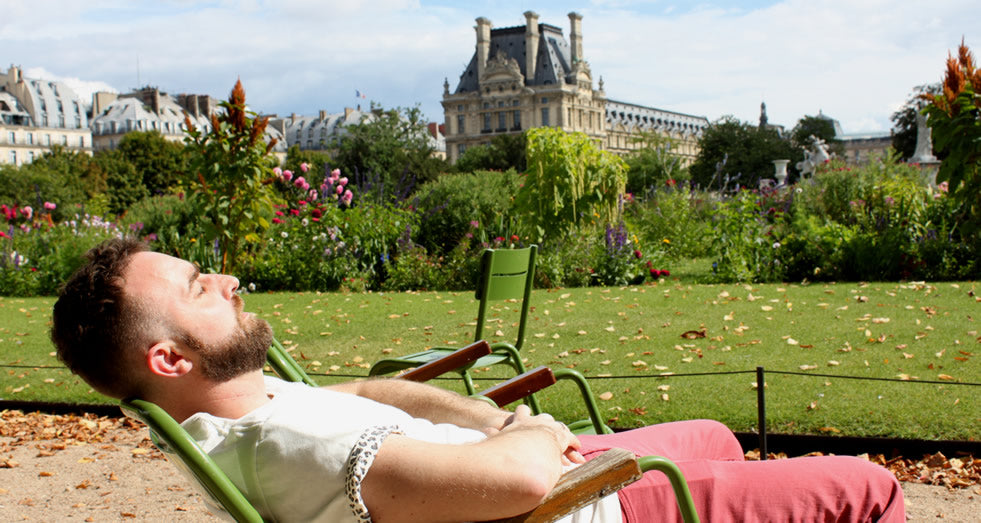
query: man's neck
[{"left": 159, "top": 371, "right": 270, "bottom": 423}]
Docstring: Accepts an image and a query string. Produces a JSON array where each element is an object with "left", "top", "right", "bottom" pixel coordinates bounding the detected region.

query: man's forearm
[{"left": 325, "top": 378, "right": 511, "bottom": 430}]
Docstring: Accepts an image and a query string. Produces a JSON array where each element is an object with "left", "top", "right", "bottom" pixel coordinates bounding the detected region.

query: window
[
  {"left": 43, "top": 134, "right": 51, "bottom": 145},
  {"left": 457, "top": 104, "right": 463, "bottom": 112},
  {"left": 482, "top": 113, "right": 491, "bottom": 132},
  {"left": 9, "top": 150, "right": 16, "bottom": 164},
  {"left": 61, "top": 135, "right": 68, "bottom": 145},
  {"left": 458, "top": 144, "right": 466, "bottom": 157},
  {"left": 28, "top": 151, "right": 35, "bottom": 162},
  {"left": 457, "top": 115, "right": 465, "bottom": 135},
  {"left": 7, "top": 131, "right": 14, "bottom": 144},
  {"left": 78, "top": 136, "right": 85, "bottom": 147},
  {"left": 513, "top": 110, "right": 521, "bottom": 130},
  {"left": 27, "top": 133, "right": 33, "bottom": 145},
  {"left": 541, "top": 97, "right": 548, "bottom": 104},
  {"left": 497, "top": 111, "right": 506, "bottom": 130},
  {"left": 541, "top": 107, "right": 550, "bottom": 127}
]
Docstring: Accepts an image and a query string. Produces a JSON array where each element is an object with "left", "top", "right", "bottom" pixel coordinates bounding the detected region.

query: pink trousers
[{"left": 578, "top": 420, "right": 905, "bottom": 522}]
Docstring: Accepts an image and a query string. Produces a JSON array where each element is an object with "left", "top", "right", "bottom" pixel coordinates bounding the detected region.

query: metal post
[{"left": 756, "top": 366, "right": 767, "bottom": 460}]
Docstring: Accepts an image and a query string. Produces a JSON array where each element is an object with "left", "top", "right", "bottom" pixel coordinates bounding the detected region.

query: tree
[
  {"left": 790, "top": 115, "right": 843, "bottom": 156},
  {"left": 455, "top": 132, "right": 527, "bottom": 173},
  {"left": 890, "top": 83, "right": 941, "bottom": 161},
  {"left": 690, "top": 116, "right": 799, "bottom": 190},
  {"left": 92, "top": 150, "right": 148, "bottom": 215},
  {"left": 116, "top": 130, "right": 187, "bottom": 195},
  {"left": 283, "top": 145, "right": 331, "bottom": 179},
  {"left": 182, "top": 80, "right": 281, "bottom": 273},
  {"left": 332, "top": 104, "right": 446, "bottom": 199}
]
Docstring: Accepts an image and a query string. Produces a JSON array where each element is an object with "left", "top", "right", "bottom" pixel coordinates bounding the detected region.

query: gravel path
[{"left": 1, "top": 411, "right": 978, "bottom": 522}]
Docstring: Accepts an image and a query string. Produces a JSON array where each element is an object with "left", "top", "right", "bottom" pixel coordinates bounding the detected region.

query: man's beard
[{"left": 181, "top": 299, "right": 274, "bottom": 382}]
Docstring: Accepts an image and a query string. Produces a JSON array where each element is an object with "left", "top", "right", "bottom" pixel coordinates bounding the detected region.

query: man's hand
[{"left": 486, "top": 405, "right": 585, "bottom": 466}]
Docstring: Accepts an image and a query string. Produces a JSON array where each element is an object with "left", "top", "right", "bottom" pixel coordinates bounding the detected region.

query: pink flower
[
  {"left": 43, "top": 201, "right": 56, "bottom": 210},
  {"left": 283, "top": 170, "right": 294, "bottom": 182},
  {"left": 938, "top": 181, "right": 949, "bottom": 193},
  {"left": 21, "top": 206, "right": 32, "bottom": 220},
  {"left": 290, "top": 209, "right": 300, "bottom": 216},
  {"left": 275, "top": 211, "right": 284, "bottom": 216},
  {"left": 298, "top": 200, "right": 307, "bottom": 206},
  {"left": 293, "top": 176, "right": 306, "bottom": 188},
  {"left": 300, "top": 162, "right": 310, "bottom": 173},
  {"left": 309, "top": 189, "right": 318, "bottom": 200},
  {"left": 338, "top": 177, "right": 348, "bottom": 186},
  {"left": 341, "top": 190, "right": 353, "bottom": 206},
  {"left": 272, "top": 217, "right": 283, "bottom": 224},
  {"left": 336, "top": 185, "right": 344, "bottom": 195},
  {"left": 331, "top": 168, "right": 341, "bottom": 178},
  {"left": 273, "top": 167, "right": 283, "bottom": 177},
  {"left": 0, "top": 231, "right": 8, "bottom": 239}
]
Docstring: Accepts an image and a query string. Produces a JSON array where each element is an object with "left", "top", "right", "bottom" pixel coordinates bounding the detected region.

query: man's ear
[{"left": 146, "top": 341, "right": 193, "bottom": 378}]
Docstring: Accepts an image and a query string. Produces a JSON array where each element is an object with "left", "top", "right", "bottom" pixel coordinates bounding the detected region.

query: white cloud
[{"left": 1, "top": 1, "right": 976, "bottom": 130}]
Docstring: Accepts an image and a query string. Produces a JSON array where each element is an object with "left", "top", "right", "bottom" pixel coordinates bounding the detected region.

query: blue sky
[{"left": 2, "top": 1, "right": 977, "bottom": 133}]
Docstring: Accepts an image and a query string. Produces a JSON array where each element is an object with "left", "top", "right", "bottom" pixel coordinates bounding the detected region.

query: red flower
[
  {"left": 290, "top": 209, "right": 300, "bottom": 216},
  {"left": 666, "top": 179, "right": 677, "bottom": 186},
  {"left": 510, "top": 234, "right": 520, "bottom": 243},
  {"left": 272, "top": 218, "right": 283, "bottom": 224},
  {"left": 633, "top": 250, "right": 642, "bottom": 259},
  {"left": 275, "top": 211, "right": 284, "bottom": 216}
]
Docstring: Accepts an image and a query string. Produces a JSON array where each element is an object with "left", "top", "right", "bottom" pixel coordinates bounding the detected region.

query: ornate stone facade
[
  {"left": 442, "top": 12, "right": 708, "bottom": 164},
  {"left": 0, "top": 65, "right": 92, "bottom": 166}
]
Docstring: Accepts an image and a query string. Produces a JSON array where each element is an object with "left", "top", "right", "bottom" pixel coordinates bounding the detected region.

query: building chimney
[
  {"left": 319, "top": 109, "right": 327, "bottom": 121},
  {"left": 568, "top": 12, "right": 583, "bottom": 64},
  {"left": 524, "top": 11, "right": 540, "bottom": 83},
  {"left": 344, "top": 107, "right": 354, "bottom": 119},
  {"left": 475, "top": 17, "right": 492, "bottom": 81}
]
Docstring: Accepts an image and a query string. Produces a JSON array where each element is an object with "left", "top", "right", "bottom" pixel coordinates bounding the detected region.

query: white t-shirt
[{"left": 182, "top": 376, "right": 621, "bottom": 522}]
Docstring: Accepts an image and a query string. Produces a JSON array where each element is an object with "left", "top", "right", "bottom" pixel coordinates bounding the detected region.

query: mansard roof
[
  {"left": 605, "top": 99, "right": 709, "bottom": 136},
  {"left": 454, "top": 22, "right": 572, "bottom": 94}
]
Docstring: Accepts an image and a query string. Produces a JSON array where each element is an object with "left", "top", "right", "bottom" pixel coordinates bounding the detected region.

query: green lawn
[{"left": 2, "top": 277, "right": 979, "bottom": 440}]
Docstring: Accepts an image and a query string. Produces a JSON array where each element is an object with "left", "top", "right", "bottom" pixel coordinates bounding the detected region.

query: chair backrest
[
  {"left": 473, "top": 246, "right": 538, "bottom": 350},
  {"left": 265, "top": 338, "right": 318, "bottom": 387},
  {"left": 119, "top": 398, "right": 265, "bottom": 523}
]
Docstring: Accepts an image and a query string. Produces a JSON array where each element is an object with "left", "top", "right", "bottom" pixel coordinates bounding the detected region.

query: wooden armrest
[
  {"left": 490, "top": 448, "right": 643, "bottom": 523},
  {"left": 398, "top": 340, "right": 492, "bottom": 382},
  {"left": 480, "top": 366, "right": 557, "bottom": 407}
]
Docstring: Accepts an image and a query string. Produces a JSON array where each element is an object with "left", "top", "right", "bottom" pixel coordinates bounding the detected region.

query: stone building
[
  {"left": 441, "top": 12, "right": 708, "bottom": 164},
  {"left": 91, "top": 87, "right": 287, "bottom": 160},
  {"left": 0, "top": 65, "right": 93, "bottom": 166}
]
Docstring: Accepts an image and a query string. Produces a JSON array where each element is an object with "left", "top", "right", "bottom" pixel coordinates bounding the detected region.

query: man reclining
[{"left": 51, "top": 239, "right": 905, "bottom": 522}]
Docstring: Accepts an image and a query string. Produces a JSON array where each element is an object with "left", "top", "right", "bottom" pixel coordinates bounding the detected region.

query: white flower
[
  {"left": 301, "top": 218, "right": 309, "bottom": 227},
  {"left": 281, "top": 231, "right": 289, "bottom": 238},
  {"left": 772, "top": 242, "right": 781, "bottom": 249}
]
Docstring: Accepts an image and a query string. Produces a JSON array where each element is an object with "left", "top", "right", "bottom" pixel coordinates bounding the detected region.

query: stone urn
[{"left": 772, "top": 160, "right": 790, "bottom": 186}]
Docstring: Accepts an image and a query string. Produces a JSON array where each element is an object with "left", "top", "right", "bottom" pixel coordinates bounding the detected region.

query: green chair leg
[{"left": 638, "top": 456, "right": 700, "bottom": 523}]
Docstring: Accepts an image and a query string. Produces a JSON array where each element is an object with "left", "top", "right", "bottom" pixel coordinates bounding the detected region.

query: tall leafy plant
[
  {"left": 183, "top": 80, "right": 280, "bottom": 273},
  {"left": 516, "top": 127, "right": 627, "bottom": 242},
  {"left": 922, "top": 40, "right": 981, "bottom": 238}
]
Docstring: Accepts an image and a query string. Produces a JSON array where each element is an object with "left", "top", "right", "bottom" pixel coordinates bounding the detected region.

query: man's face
[{"left": 123, "top": 251, "right": 273, "bottom": 382}]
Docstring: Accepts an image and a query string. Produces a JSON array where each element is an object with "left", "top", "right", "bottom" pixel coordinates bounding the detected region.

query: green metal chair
[
  {"left": 122, "top": 380, "right": 699, "bottom": 523},
  {"left": 119, "top": 398, "right": 264, "bottom": 523},
  {"left": 369, "top": 246, "right": 541, "bottom": 410}
]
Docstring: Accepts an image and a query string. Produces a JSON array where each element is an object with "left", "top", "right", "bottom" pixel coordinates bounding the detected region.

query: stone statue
[
  {"left": 796, "top": 135, "right": 831, "bottom": 177},
  {"left": 910, "top": 111, "right": 938, "bottom": 164}
]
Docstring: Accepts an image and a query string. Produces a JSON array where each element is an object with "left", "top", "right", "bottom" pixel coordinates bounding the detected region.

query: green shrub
[
  {"left": 0, "top": 214, "right": 121, "bottom": 296},
  {"left": 626, "top": 187, "right": 714, "bottom": 259},
  {"left": 411, "top": 170, "right": 520, "bottom": 255}
]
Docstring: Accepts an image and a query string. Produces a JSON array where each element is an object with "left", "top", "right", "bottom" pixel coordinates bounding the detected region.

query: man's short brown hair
[{"left": 51, "top": 238, "right": 151, "bottom": 399}]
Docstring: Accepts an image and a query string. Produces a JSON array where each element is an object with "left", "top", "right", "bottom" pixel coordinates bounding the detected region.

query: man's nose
[{"left": 219, "top": 274, "right": 240, "bottom": 300}]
